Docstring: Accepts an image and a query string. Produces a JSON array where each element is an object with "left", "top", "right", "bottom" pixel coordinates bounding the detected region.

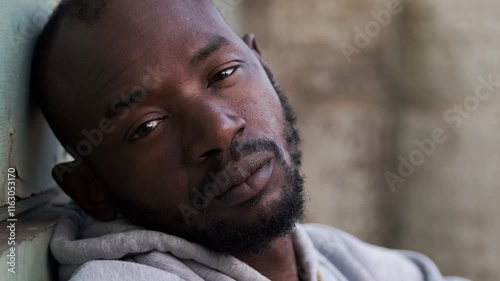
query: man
[{"left": 31, "top": 0, "right": 468, "bottom": 280}]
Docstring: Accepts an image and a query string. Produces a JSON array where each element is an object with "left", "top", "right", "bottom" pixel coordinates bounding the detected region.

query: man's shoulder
[
  {"left": 301, "top": 223, "right": 424, "bottom": 260},
  {"left": 300, "top": 223, "right": 381, "bottom": 253},
  {"left": 300, "top": 223, "right": 469, "bottom": 281},
  {"left": 300, "top": 223, "right": 352, "bottom": 243},
  {"left": 68, "top": 260, "right": 185, "bottom": 281}
]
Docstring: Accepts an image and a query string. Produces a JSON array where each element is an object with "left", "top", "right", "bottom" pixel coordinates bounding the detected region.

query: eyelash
[
  {"left": 129, "top": 64, "right": 241, "bottom": 141},
  {"left": 131, "top": 117, "right": 167, "bottom": 141},
  {"left": 209, "top": 64, "right": 241, "bottom": 86}
]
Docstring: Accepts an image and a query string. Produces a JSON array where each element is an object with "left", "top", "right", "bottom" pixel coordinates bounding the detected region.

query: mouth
[{"left": 210, "top": 155, "right": 275, "bottom": 208}]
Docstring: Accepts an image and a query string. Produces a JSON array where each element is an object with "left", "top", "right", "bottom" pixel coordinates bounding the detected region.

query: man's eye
[
  {"left": 211, "top": 65, "right": 240, "bottom": 83},
  {"left": 131, "top": 118, "right": 165, "bottom": 141}
]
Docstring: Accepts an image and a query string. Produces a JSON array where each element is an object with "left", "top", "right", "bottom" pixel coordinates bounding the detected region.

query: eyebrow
[
  {"left": 104, "top": 35, "right": 231, "bottom": 121},
  {"left": 190, "top": 35, "right": 231, "bottom": 66},
  {"left": 105, "top": 89, "right": 151, "bottom": 121}
]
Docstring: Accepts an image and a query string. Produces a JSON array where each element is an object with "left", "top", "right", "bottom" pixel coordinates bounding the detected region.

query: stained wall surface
[
  {"left": 242, "top": 0, "right": 500, "bottom": 280},
  {"left": 0, "top": 0, "right": 64, "bottom": 208}
]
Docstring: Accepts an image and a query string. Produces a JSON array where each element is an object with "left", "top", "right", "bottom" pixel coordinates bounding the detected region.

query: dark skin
[{"left": 46, "top": 0, "right": 300, "bottom": 280}]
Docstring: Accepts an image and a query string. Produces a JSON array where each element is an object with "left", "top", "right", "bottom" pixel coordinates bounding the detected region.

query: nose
[{"left": 184, "top": 100, "right": 247, "bottom": 164}]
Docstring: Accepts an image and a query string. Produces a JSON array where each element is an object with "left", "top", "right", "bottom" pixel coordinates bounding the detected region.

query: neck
[{"left": 237, "top": 235, "right": 300, "bottom": 281}]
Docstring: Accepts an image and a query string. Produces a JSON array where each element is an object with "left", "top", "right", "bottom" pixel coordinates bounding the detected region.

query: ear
[
  {"left": 242, "top": 33, "right": 282, "bottom": 92},
  {"left": 52, "top": 160, "right": 117, "bottom": 221},
  {"left": 242, "top": 33, "right": 262, "bottom": 55}
]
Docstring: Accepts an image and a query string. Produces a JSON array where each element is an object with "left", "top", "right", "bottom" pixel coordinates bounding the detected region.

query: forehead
[{"left": 48, "top": 0, "right": 239, "bottom": 106}]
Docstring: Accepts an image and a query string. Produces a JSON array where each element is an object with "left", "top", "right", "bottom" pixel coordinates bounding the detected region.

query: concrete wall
[
  {"left": 0, "top": 1, "right": 63, "bottom": 280},
  {"left": 395, "top": 1, "right": 500, "bottom": 279},
  {"left": 242, "top": 0, "right": 499, "bottom": 280},
  {"left": 0, "top": 0, "right": 63, "bottom": 208}
]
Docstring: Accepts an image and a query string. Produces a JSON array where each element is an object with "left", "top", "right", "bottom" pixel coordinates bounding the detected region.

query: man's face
[{"left": 47, "top": 0, "right": 304, "bottom": 256}]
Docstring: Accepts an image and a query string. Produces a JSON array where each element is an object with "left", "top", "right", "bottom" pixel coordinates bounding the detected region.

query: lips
[{"left": 208, "top": 154, "right": 275, "bottom": 208}]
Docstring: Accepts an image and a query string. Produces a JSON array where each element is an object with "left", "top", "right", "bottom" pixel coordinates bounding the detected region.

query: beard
[
  {"left": 112, "top": 84, "right": 306, "bottom": 257},
  {"left": 188, "top": 137, "right": 305, "bottom": 257}
]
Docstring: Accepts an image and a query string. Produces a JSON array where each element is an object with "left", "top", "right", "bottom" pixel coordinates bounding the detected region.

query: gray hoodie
[{"left": 50, "top": 203, "right": 470, "bottom": 281}]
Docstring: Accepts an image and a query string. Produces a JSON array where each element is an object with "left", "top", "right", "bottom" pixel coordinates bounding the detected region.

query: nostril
[
  {"left": 235, "top": 125, "right": 246, "bottom": 138},
  {"left": 199, "top": 149, "right": 219, "bottom": 163}
]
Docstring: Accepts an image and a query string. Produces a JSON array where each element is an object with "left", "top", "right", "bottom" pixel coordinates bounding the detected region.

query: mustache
[{"left": 195, "top": 138, "right": 283, "bottom": 197}]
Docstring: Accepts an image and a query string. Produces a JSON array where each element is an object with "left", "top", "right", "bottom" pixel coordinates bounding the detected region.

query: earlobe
[{"left": 52, "top": 161, "right": 118, "bottom": 221}]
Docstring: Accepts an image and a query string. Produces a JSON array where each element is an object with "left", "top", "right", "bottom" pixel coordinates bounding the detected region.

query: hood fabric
[{"left": 51, "top": 203, "right": 469, "bottom": 281}]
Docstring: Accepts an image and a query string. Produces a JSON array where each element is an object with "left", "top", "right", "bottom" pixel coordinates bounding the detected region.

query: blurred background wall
[{"left": 233, "top": 0, "right": 499, "bottom": 280}]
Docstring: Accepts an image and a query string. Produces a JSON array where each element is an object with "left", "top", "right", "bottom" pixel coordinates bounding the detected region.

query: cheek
[
  {"left": 98, "top": 144, "right": 191, "bottom": 208},
  {"left": 136, "top": 148, "right": 191, "bottom": 206},
  {"left": 241, "top": 64, "right": 287, "bottom": 136},
  {"left": 247, "top": 87, "right": 287, "bottom": 136}
]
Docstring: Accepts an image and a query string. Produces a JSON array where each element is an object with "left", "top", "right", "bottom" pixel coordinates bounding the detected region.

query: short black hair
[{"left": 30, "top": 0, "right": 110, "bottom": 146}]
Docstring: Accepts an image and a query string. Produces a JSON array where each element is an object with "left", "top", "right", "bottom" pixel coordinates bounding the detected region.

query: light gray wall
[{"left": 0, "top": 0, "right": 63, "bottom": 208}]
